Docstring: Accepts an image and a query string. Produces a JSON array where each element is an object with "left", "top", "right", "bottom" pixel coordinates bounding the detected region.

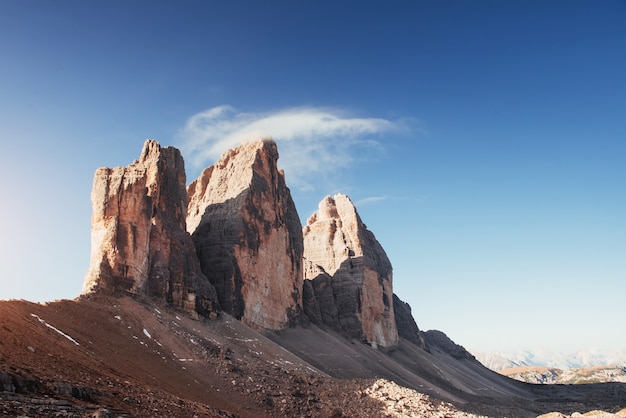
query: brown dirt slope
[
  {"left": 0, "top": 296, "right": 477, "bottom": 417},
  {"left": 1, "top": 296, "right": 625, "bottom": 417}
]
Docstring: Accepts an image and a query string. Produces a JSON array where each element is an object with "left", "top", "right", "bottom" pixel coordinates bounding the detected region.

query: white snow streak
[{"left": 30, "top": 314, "right": 80, "bottom": 346}]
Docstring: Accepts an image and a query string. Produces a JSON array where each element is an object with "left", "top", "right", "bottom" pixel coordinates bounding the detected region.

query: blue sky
[{"left": 1, "top": 1, "right": 624, "bottom": 354}]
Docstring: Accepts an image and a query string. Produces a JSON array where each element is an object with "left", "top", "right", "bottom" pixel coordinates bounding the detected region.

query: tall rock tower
[
  {"left": 187, "top": 139, "right": 304, "bottom": 332},
  {"left": 82, "top": 140, "right": 219, "bottom": 318},
  {"left": 302, "top": 194, "right": 398, "bottom": 348}
]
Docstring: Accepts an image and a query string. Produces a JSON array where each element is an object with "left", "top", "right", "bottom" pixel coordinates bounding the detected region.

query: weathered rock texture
[
  {"left": 187, "top": 139, "right": 303, "bottom": 332},
  {"left": 393, "top": 294, "right": 428, "bottom": 350},
  {"left": 302, "top": 194, "right": 398, "bottom": 348},
  {"left": 82, "top": 140, "right": 218, "bottom": 318},
  {"left": 423, "top": 330, "right": 475, "bottom": 361}
]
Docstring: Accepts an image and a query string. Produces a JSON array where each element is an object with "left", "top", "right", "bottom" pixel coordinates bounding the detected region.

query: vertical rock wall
[
  {"left": 82, "top": 140, "right": 218, "bottom": 318},
  {"left": 393, "top": 294, "right": 428, "bottom": 350},
  {"left": 303, "top": 194, "right": 398, "bottom": 348},
  {"left": 187, "top": 139, "right": 304, "bottom": 332},
  {"left": 81, "top": 138, "right": 417, "bottom": 347}
]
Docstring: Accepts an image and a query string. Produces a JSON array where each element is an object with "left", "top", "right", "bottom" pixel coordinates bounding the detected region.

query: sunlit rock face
[
  {"left": 82, "top": 140, "right": 219, "bottom": 318},
  {"left": 187, "top": 139, "right": 304, "bottom": 332},
  {"left": 302, "top": 194, "right": 398, "bottom": 348}
]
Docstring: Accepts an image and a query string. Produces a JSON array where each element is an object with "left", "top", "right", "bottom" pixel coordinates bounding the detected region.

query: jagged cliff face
[
  {"left": 82, "top": 140, "right": 219, "bottom": 318},
  {"left": 187, "top": 139, "right": 304, "bottom": 332},
  {"left": 82, "top": 139, "right": 399, "bottom": 346},
  {"left": 302, "top": 194, "right": 398, "bottom": 348},
  {"left": 393, "top": 294, "right": 428, "bottom": 350}
]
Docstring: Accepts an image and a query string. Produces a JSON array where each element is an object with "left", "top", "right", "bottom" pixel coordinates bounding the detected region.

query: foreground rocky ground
[
  {"left": 1, "top": 296, "right": 625, "bottom": 417},
  {"left": 0, "top": 296, "right": 483, "bottom": 417}
]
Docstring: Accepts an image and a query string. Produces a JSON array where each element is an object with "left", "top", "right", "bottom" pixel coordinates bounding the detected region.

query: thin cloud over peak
[
  {"left": 177, "top": 105, "right": 404, "bottom": 190},
  {"left": 355, "top": 196, "right": 387, "bottom": 206}
]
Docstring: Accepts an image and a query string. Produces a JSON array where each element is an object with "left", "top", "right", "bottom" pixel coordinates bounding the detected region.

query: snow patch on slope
[{"left": 31, "top": 314, "right": 80, "bottom": 346}]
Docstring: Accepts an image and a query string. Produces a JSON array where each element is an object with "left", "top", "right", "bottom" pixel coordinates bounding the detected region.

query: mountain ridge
[
  {"left": 500, "top": 365, "right": 626, "bottom": 385},
  {"left": 473, "top": 348, "right": 626, "bottom": 371}
]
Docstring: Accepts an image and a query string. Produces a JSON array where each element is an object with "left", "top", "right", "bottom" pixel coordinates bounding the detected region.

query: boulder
[
  {"left": 302, "top": 194, "right": 398, "bottom": 348},
  {"left": 82, "top": 140, "right": 218, "bottom": 318},
  {"left": 187, "top": 139, "right": 303, "bottom": 331}
]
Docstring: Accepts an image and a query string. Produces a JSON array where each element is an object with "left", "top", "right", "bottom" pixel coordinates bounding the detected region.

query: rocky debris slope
[
  {"left": 0, "top": 297, "right": 494, "bottom": 418},
  {"left": 82, "top": 139, "right": 218, "bottom": 318},
  {"left": 356, "top": 379, "right": 485, "bottom": 418},
  {"left": 302, "top": 194, "right": 397, "bottom": 348},
  {"left": 187, "top": 139, "right": 304, "bottom": 332}
]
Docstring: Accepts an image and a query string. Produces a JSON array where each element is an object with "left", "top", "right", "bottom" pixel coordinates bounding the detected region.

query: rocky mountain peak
[
  {"left": 187, "top": 139, "right": 304, "bottom": 332},
  {"left": 187, "top": 139, "right": 279, "bottom": 232},
  {"left": 303, "top": 193, "right": 398, "bottom": 348},
  {"left": 82, "top": 139, "right": 219, "bottom": 318}
]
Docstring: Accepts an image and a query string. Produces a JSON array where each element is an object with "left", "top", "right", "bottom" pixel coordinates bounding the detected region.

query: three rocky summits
[{"left": 82, "top": 138, "right": 422, "bottom": 349}]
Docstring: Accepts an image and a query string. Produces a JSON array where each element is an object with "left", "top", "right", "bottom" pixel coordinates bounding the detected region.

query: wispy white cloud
[
  {"left": 177, "top": 105, "right": 404, "bottom": 190},
  {"left": 355, "top": 196, "right": 387, "bottom": 206}
]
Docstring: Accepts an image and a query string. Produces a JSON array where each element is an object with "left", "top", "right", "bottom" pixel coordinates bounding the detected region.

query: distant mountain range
[
  {"left": 500, "top": 365, "right": 626, "bottom": 385},
  {"left": 472, "top": 347, "right": 626, "bottom": 371}
]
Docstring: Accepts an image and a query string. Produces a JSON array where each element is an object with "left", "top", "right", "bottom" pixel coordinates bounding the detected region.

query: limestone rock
[
  {"left": 393, "top": 294, "right": 428, "bottom": 350},
  {"left": 187, "top": 139, "right": 303, "bottom": 331},
  {"left": 82, "top": 140, "right": 218, "bottom": 318},
  {"left": 302, "top": 194, "right": 398, "bottom": 348},
  {"left": 423, "top": 330, "right": 475, "bottom": 361},
  {"left": 301, "top": 261, "right": 338, "bottom": 330}
]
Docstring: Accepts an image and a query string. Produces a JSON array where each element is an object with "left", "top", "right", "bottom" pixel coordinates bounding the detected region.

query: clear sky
[{"left": 1, "top": 0, "right": 624, "bottom": 354}]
